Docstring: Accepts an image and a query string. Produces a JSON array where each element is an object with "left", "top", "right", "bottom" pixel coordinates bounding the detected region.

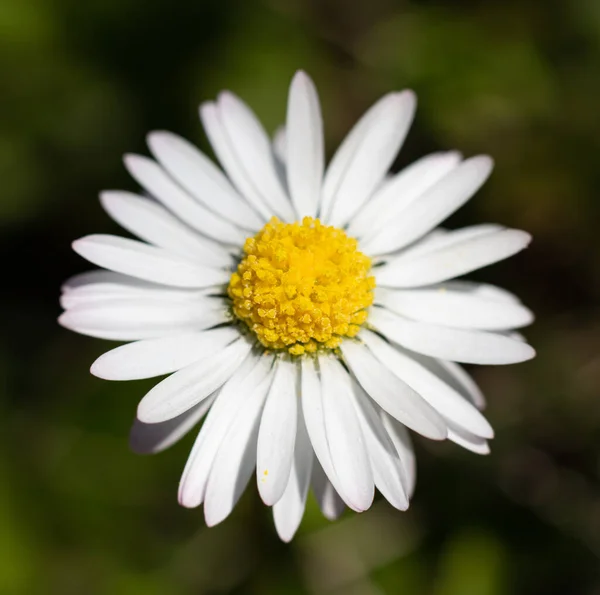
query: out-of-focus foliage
[{"left": 1, "top": 0, "right": 599, "bottom": 593}]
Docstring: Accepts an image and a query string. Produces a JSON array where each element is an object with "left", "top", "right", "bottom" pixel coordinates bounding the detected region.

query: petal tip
[
  {"left": 396, "top": 89, "right": 417, "bottom": 109},
  {"left": 291, "top": 69, "right": 313, "bottom": 88},
  {"left": 178, "top": 489, "right": 201, "bottom": 509},
  {"left": 203, "top": 505, "right": 227, "bottom": 528},
  {"left": 136, "top": 401, "right": 160, "bottom": 424},
  {"left": 146, "top": 130, "right": 174, "bottom": 152},
  {"left": 523, "top": 344, "right": 536, "bottom": 361},
  {"left": 217, "top": 90, "right": 237, "bottom": 108},
  {"left": 89, "top": 357, "right": 114, "bottom": 380},
  {"left": 71, "top": 237, "right": 87, "bottom": 255},
  {"left": 123, "top": 152, "right": 143, "bottom": 171},
  {"left": 474, "top": 154, "right": 495, "bottom": 174},
  {"left": 57, "top": 312, "right": 70, "bottom": 329}
]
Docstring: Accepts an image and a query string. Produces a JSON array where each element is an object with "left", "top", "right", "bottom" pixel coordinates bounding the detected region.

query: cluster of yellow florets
[{"left": 228, "top": 217, "right": 375, "bottom": 355}]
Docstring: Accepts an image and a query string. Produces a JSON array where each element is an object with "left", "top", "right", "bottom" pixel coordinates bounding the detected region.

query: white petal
[
  {"left": 362, "top": 156, "right": 493, "bottom": 254},
  {"left": 370, "top": 307, "right": 536, "bottom": 365},
  {"left": 360, "top": 329, "right": 493, "bottom": 438},
  {"left": 320, "top": 94, "right": 394, "bottom": 219},
  {"left": 137, "top": 337, "right": 252, "bottom": 423},
  {"left": 326, "top": 91, "right": 416, "bottom": 227},
  {"left": 285, "top": 71, "right": 324, "bottom": 218},
  {"left": 203, "top": 372, "right": 271, "bottom": 527},
  {"left": 448, "top": 424, "right": 490, "bottom": 455},
  {"left": 394, "top": 349, "right": 487, "bottom": 411},
  {"left": 438, "top": 360, "right": 486, "bottom": 409},
  {"left": 256, "top": 358, "right": 298, "bottom": 505},
  {"left": 390, "top": 225, "right": 501, "bottom": 262},
  {"left": 129, "top": 394, "right": 216, "bottom": 454},
  {"left": 99, "top": 191, "right": 230, "bottom": 266},
  {"left": 58, "top": 297, "right": 226, "bottom": 341},
  {"left": 441, "top": 280, "right": 522, "bottom": 305},
  {"left": 380, "top": 412, "right": 417, "bottom": 498},
  {"left": 300, "top": 358, "right": 353, "bottom": 509},
  {"left": 147, "top": 131, "right": 264, "bottom": 230},
  {"left": 212, "top": 93, "right": 295, "bottom": 221},
  {"left": 60, "top": 282, "right": 216, "bottom": 310},
  {"left": 348, "top": 151, "right": 461, "bottom": 239},
  {"left": 273, "top": 404, "right": 313, "bottom": 542},
  {"left": 178, "top": 354, "right": 274, "bottom": 508},
  {"left": 375, "top": 228, "right": 532, "bottom": 287},
  {"left": 351, "top": 383, "right": 409, "bottom": 510},
  {"left": 61, "top": 270, "right": 216, "bottom": 296},
  {"left": 272, "top": 126, "right": 287, "bottom": 164},
  {"left": 72, "top": 235, "right": 230, "bottom": 288},
  {"left": 340, "top": 341, "right": 447, "bottom": 440},
  {"left": 374, "top": 285, "right": 533, "bottom": 330},
  {"left": 124, "top": 154, "right": 246, "bottom": 245},
  {"left": 311, "top": 460, "right": 345, "bottom": 520},
  {"left": 199, "top": 102, "right": 273, "bottom": 220},
  {"left": 318, "top": 354, "right": 374, "bottom": 511},
  {"left": 90, "top": 327, "right": 239, "bottom": 380}
]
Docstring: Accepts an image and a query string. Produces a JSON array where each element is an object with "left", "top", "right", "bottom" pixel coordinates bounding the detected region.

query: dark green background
[{"left": 2, "top": 0, "right": 599, "bottom": 593}]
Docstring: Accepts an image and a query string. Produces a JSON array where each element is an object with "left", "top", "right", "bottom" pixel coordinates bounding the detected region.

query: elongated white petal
[
  {"left": 257, "top": 359, "right": 298, "bottom": 505},
  {"left": 370, "top": 307, "right": 536, "bottom": 365},
  {"left": 441, "top": 280, "right": 522, "bottom": 304},
  {"left": 340, "top": 341, "right": 447, "bottom": 440},
  {"left": 273, "top": 404, "right": 313, "bottom": 542},
  {"left": 200, "top": 102, "right": 273, "bottom": 220},
  {"left": 327, "top": 91, "right": 416, "bottom": 227},
  {"left": 320, "top": 94, "right": 391, "bottom": 219},
  {"left": 178, "top": 354, "right": 274, "bottom": 508},
  {"left": 435, "top": 360, "right": 486, "bottom": 410},
  {"left": 124, "top": 154, "right": 246, "bottom": 245},
  {"left": 390, "top": 225, "right": 501, "bottom": 263},
  {"left": 362, "top": 156, "right": 493, "bottom": 254},
  {"left": 360, "top": 329, "right": 493, "bottom": 438},
  {"left": 99, "top": 191, "right": 230, "bottom": 266},
  {"left": 91, "top": 327, "right": 239, "bottom": 380},
  {"left": 147, "top": 131, "right": 264, "bottom": 230},
  {"left": 72, "top": 235, "right": 229, "bottom": 288},
  {"left": 349, "top": 151, "right": 461, "bottom": 238},
  {"left": 375, "top": 285, "right": 533, "bottom": 330},
  {"left": 59, "top": 297, "right": 225, "bottom": 341},
  {"left": 375, "top": 228, "right": 532, "bottom": 287},
  {"left": 137, "top": 338, "right": 252, "bottom": 423},
  {"left": 286, "top": 71, "right": 323, "bottom": 218},
  {"left": 311, "top": 460, "right": 345, "bottom": 520},
  {"left": 318, "top": 355, "right": 374, "bottom": 511},
  {"left": 300, "top": 358, "right": 355, "bottom": 509},
  {"left": 129, "top": 394, "right": 217, "bottom": 454},
  {"left": 61, "top": 270, "right": 219, "bottom": 298},
  {"left": 203, "top": 374, "right": 269, "bottom": 527},
  {"left": 272, "top": 126, "right": 287, "bottom": 165},
  {"left": 352, "top": 383, "right": 409, "bottom": 510},
  {"left": 214, "top": 92, "right": 295, "bottom": 221},
  {"left": 320, "top": 91, "right": 416, "bottom": 225},
  {"left": 448, "top": 424, "right": 490, "bottom": 455},
  {"left": 380, "top": 412, "right": 417, "bottom": 498},
  {"left": 60, "top": 283, "right": 216, "bottom": 310},
  {"left": 62, "top": 270, "right": 148, "bottom": 293},
  {"left": 387, "top": 344, "right": 487, "bottom": 411}
]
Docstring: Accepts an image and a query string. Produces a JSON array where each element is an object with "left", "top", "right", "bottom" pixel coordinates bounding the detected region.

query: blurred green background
[{"left": 2, "top": 0, "right": 600, "bottom": 593}]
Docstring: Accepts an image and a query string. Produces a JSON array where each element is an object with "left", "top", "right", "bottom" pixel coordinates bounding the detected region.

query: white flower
[{"left": 59, "top": 71, "right": 535, "bottom": 542}]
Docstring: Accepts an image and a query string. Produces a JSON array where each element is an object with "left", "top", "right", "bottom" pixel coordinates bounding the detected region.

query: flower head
[{"left": 59, "top": 71, "right": 534, "bottom": 541}]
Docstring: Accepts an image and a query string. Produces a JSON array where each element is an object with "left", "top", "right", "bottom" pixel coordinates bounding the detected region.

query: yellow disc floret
[{"left": 228, "top": 217, "right": 375, "bottom": 355}]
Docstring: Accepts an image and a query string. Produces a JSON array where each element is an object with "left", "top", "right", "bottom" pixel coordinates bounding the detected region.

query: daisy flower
[{"left": 59, "top": 71, "right": 535, "bottom": 542}]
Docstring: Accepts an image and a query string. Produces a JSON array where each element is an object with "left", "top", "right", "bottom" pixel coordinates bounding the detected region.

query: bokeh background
[{"left": 2, "top": 0, "right": 600, "bottom": 593}]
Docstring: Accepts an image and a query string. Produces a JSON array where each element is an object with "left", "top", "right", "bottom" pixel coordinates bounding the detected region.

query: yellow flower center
[{"left": 228, "top": 217, "right": 375, "bottom": 356}]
